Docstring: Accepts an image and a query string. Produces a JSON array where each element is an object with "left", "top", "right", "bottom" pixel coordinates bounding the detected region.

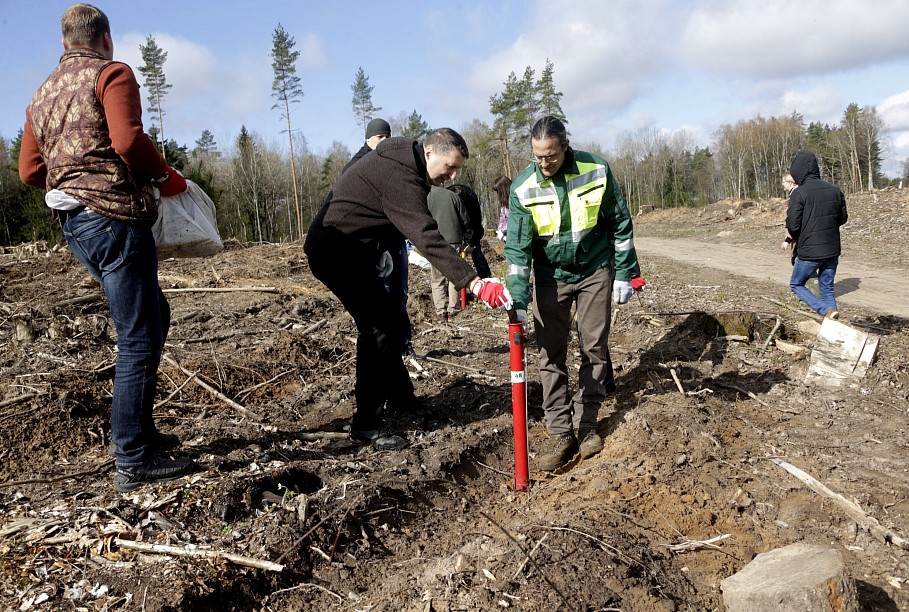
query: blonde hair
[
  {"left": 781, "top": 172, "right": 797, "bottom": 196},
  {"left": 61, "top": 3, "right": 109, "bottom": 48}
]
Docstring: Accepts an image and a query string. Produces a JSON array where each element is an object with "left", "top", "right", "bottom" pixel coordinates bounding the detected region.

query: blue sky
[{"left": 3, "top": 0, "right": 909, "bottom": 177}]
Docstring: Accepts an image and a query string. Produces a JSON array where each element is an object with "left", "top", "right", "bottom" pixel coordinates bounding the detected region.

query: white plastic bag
[
  {"left": 407, "top": 248, "right": 431, "bottom": 270},
  {"left": 152, "top": 179, "right": 223, "bottom": 258}
]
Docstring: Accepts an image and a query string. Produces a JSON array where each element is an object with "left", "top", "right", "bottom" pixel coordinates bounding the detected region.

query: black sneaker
[
  {"left": 350, "top": 428, "right": 409, "bottom": 451},
  {"left": 112, "top": 455, "right": 194, "bottom": 492},
  {"left": 108, "top": 430, "right": 181, "bottom": 457}
]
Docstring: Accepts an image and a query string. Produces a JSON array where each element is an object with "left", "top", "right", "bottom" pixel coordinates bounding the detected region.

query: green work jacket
[{"left": 504, "top": 148, "right": 639, "bottom": 310}]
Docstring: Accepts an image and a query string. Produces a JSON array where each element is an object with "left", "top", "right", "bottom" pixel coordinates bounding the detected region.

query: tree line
[{"left": 0, "top": 27, "right": 902, "bottom": 247}]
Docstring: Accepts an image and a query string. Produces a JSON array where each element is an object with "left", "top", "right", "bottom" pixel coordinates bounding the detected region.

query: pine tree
[
  {"left": 194, "top": 130, "right": 218, "bottom": 156},
  {"left": 535, "top": 58, "right": 565, "bottom": 121},
  {"left": 401, "top": 110, "right": 429, "bottom": 141},
  {"left": 270, "top": 24, "right": 304, "bottom": 240},
  {"left": 351, "top": 67, "right": 382, "bottom": 134},
  {"left": 138, "top": 35, "right": 172, "bottom": 160}
]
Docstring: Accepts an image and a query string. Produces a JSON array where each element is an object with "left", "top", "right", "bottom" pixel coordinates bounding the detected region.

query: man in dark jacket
[
  {"left": 304, "top": 128, "right": 511, "bottom": 451},
  {"left": 343, "top": 118, "right": 416, "bottom": 357},
  {"left": 786, "top": 150, "right": 848, "bottom": 320}
]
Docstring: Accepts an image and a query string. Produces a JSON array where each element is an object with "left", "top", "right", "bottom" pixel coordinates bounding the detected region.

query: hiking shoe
[
  {"left": 113, "top": 455, "right": 194, "bottom": 492},
  {"left": 578, "top": 428, "right": 604, "bottom": 459},
  {"left": 437, "top": 313, "right": 449, "bottom": 324},
  {"left": 535, "top": 433, "right": 578, "bottom": 472},
  {"left": 824, "top": 309, "right": 839, "bottom": 320},
  {"left": 350, "top": 428, "right": 409, "bottom": 451},
  {"left": 108, "top": 430, "right": 181, "bottom": 457}
]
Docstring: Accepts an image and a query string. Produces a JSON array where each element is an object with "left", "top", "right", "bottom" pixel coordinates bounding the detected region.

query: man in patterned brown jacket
[{"left": 19, "top": 3, "right": 193, "bottom": 492}]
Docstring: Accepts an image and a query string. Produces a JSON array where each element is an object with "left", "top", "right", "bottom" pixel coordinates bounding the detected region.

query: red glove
[
  {"left": 471, "top": 278, "right": 513, "bottom": 310},
  {"left": 157, "top": 167, "right": 188, "bottom": 197},
  {"left": 631, "top": 277, "right": 646, "bottom": 291}
]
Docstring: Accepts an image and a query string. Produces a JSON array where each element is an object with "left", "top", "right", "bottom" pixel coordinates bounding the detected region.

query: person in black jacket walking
[{"left": 785, "top": 151, "right": 848, "bottom": 320}]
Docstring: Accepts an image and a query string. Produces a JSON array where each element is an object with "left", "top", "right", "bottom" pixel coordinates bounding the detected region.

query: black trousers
[{"left": 304, "top": 221, "right": 415, "bottom": 430}]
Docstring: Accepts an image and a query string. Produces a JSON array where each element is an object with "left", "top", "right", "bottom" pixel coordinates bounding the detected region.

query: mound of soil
[{"left": 1, "top": 190, "right": 907, "bottom": 611}]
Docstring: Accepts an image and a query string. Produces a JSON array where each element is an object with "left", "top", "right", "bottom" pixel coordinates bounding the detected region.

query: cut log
[
  {"left": 805, "top": 319, "right": 879, "bottom": 387},
  {"left": 720, "top": 542, "right": 858, "bottom": 612}
]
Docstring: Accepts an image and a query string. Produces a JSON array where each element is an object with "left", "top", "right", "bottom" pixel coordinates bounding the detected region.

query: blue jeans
[
  {"left": 790, "top": 256, "right": 838, "bottom": 315},
  {"left": 382, "top": 239, "right": 412, "bottom": 351},
  {"left": 62, "top": 209, "right": 169, "bottom": 467}
]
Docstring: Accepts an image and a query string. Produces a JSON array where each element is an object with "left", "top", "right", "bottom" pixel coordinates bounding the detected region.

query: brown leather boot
[
  {"left": 535, "top": 433, "right": 578, "bottom": 472},
  {"left": 577, "top": 427, "right": 604, "bottom": 459}
]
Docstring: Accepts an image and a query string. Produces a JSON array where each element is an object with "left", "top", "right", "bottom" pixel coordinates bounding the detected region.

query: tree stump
[{"left": 720, "top": 542, "right": 858, "bottom": 612}]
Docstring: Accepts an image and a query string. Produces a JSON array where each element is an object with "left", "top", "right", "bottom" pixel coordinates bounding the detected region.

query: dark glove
[
  {"left": 157, "top": 167, "right": 187, "bottom": 197},
  {"left": 471, "top": 278, "right": 513, "bottom": 310}
]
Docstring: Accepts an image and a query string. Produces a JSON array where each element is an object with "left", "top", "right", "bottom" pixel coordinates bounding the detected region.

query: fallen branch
[
  {"left": 512, "top": 533, "right": 548, "bottom": 579},
  {"left": 153, "top": 372, "right": 197, "bottom": 409},
  {"left": 769, "top": 457, "right": 908, "bottom": 550},
  {"left": 162, "top": 354, "right": 262, "bottom": 421},
  {"left": 761, "top": 295, "right": 820, "bottom": 320},
  {"left": 237, "top": 370, "right": 293, "bottom": 400},
  {"left": 712, "top": 381, "right": 770, "bottom": 407},
  {"left": 161, "top": 286, "right": 278, "bottom": 294},
  {"left": 482, "top": 512, "right": 571, "bottom": 609},
  {"left": 55, "top": 294, "right": 102, "bottom": 308},
  {"left": 299, "top": 319, "right": 326, "bottom": 336},
  {"left": 0, "top": 392, "right": 42, "bottom": 409},
  {"left": 114, "top": 538, "right": 284, "bottom": 571},
  {"left": 0, "top": 459, "right": 114, "bottom": 489},
  {"left": 298, "top": 432, "right": 350, "bottom": 441},
  {"left": 268, "top": 582, "right": 343, "bottom": 603},
  {"left": 666, "top": 533, "right": 731, "bottom": 552},
  {"left": 760, "top": 316, "right": 782, "bottom": 353},
  {"left": 669, "top": 368, "right": 685, "bottom": 395}
]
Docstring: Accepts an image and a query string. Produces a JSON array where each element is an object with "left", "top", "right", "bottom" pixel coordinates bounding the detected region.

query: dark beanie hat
[{"left": 365, "top": 118, "right": 391, "bottom": 139}]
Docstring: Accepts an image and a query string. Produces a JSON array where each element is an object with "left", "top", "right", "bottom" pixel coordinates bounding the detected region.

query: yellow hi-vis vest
[{"left": 514, "top": 160, "right": 608, "bottom": 243}]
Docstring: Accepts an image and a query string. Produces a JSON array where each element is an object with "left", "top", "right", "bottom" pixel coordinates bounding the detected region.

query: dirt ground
[{"left": 1, "top": 189, "right": 907, "bottom": 611}]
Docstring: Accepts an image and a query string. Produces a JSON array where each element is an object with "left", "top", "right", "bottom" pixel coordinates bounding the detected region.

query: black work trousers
[{"left": 304, "top": 221, "right": 415, "bottom": 430}]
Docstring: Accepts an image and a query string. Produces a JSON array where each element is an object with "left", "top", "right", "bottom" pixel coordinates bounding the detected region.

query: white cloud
[
  {"left": 470, "top": 0, "right": 677, "bottom": 117},
  {"left": 779, "top": 85, "right": 841, "bottom": 121},
  {"left": 114, "top": 32, "right": 278, "bottom": 146},
  {"left": 680, "top": 0, "right": 909, "bottom": 77},
  {"left": 296, "top": 33, "right": 328, "bottom": 71},
  {"left": 879, "top": 89, "right": 909, "bottom": 131}
]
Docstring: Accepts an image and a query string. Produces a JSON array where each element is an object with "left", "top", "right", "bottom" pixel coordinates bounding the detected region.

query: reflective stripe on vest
[{"left": 515, "top": 162, "right": 608, "bottom": 242}]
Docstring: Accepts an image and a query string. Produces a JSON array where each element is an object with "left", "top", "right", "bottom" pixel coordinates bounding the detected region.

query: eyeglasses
[{"left": 532, "top": 152, "right": 561, "bottom": 164}]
